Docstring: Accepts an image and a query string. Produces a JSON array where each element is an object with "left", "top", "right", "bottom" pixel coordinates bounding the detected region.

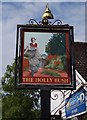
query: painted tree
[
  {"left": 45, "top": 33, "right": 67, "bottom": 71},
  {"left": 1, "top": 62, "right": 40, "bottom": 120},
  {"left": 45, "top": 33, "right": 66, "bottom": 55}
]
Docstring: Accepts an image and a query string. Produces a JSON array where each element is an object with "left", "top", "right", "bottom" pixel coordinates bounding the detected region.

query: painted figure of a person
[
  {"left": 30, "top": 37, "right": 37, "bottom": 50},
  {"left": 24, "top": 37, "right": 41, "bottom": 76}
]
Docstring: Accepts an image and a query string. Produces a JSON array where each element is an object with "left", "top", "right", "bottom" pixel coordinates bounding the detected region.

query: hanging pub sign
[{"left": 15, "top": 24, "right": 76, "bottom": 89}]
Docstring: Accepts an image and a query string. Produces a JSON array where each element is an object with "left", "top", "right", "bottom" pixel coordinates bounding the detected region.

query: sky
[
  {"left": 1, "top": 0, "right": 87, "bottom": 2},
  {"left": 0, "top": 1, "right": 86, "bottom": 78},
  {"left": 25, "top": 32, "right": 53, "bottom": 55}
]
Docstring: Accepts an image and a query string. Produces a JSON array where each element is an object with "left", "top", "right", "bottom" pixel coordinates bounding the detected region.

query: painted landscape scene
[{"left": 23, "top": 32, "right": 68, "bottom": 78}]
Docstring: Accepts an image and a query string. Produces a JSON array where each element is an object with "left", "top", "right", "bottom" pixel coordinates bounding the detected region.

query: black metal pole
[{"left": 41, "top": 89, "right": 50, "bottom": 120}]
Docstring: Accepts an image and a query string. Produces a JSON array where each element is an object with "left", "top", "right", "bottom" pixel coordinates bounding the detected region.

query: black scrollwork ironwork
[
  {"left": 52, "top": 20, "right": 62, "bottom": 25},
  {"left": 51, "top": 90, "right": 65, "bottom": 114},
  {"left": 51, "top": 90, "right": 73, "bottom": 115},
  {"left": 28, "top": 19, "right": 62, "bottom": 25},
  {"left": 29, "top": 19, "right": 39, "bottom": 25},
  {"left": 51, "top": 90, "right": 59, "bottom": 100}
]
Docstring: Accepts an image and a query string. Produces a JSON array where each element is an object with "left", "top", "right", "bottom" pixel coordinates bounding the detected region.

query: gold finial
[{"left": 42, "top": 4, "right": 54, "bottom": 19}]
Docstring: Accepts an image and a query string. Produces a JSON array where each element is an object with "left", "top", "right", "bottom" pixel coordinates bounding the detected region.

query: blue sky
[
  {"left": 1, "top": 0, "right": 86, "bottom": 2},
  {"left": 0, "top": 1, "right": 86, "bottom": 77}
]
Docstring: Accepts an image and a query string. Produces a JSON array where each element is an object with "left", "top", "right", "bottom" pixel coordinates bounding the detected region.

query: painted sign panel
[
  {"left": 65, "top": 88, "right": 86, "bottom": 117},
  {"left": 15, "top": 25, "right": 75, "bottom": 89}
]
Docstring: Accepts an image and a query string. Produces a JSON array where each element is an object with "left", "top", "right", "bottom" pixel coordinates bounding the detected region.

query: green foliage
[
  {"left": 41, "top": 70, "right": 60, "bottom": 77},
  {"left": 45, "top": 33, "right": 66, "bottom": 55},
  {"left": 45, "top": 59, "right": 56, "bottom": 69},
  {"left": 45, "top": 33, "right": 68, "bottom": 72},
  {"left": 45, "top": 55, "right": 66, "bottom": 71},
  {"left": 61, "top": 54, "right": 68, "bottom": 72},
  {"left": 1, "top": 61, "right": 40, "bottom": 120}
]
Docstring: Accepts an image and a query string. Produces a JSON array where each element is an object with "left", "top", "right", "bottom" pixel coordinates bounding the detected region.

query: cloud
[
  {"left": 2, "top": 2, "right": 85, "bottom": 76},
  {"left": 51, "top": 2, "right": 85, "bottom": 41},
  {"left": 0, "top": 3, "right": 2, "bottom": 78},
  {"left": 1, "top": 0, "right": 86, "bottom": 2}
]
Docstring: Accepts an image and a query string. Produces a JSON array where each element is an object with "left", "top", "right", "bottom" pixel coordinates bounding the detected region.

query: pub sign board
[{"left": 15, "top": 24, "right": 76, "bottom": 89}]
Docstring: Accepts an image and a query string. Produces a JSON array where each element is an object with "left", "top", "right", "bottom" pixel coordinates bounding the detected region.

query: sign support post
[{"left": 41, "top": 89, "right": 50, "bottom": 120}]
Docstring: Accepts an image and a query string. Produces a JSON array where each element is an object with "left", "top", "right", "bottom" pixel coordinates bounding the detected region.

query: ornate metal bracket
[
  {"left": 29, "top": 19, "right": 40, "bottom": 25},
  {"left": 52, "top": 20, "right": 62, "bottom": 25},
  {"left": 51, "top": 90, "right": 73, "bottom": 115},
  {"left": 28, "top": 19, "right": 62, "bottom": 25}
]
